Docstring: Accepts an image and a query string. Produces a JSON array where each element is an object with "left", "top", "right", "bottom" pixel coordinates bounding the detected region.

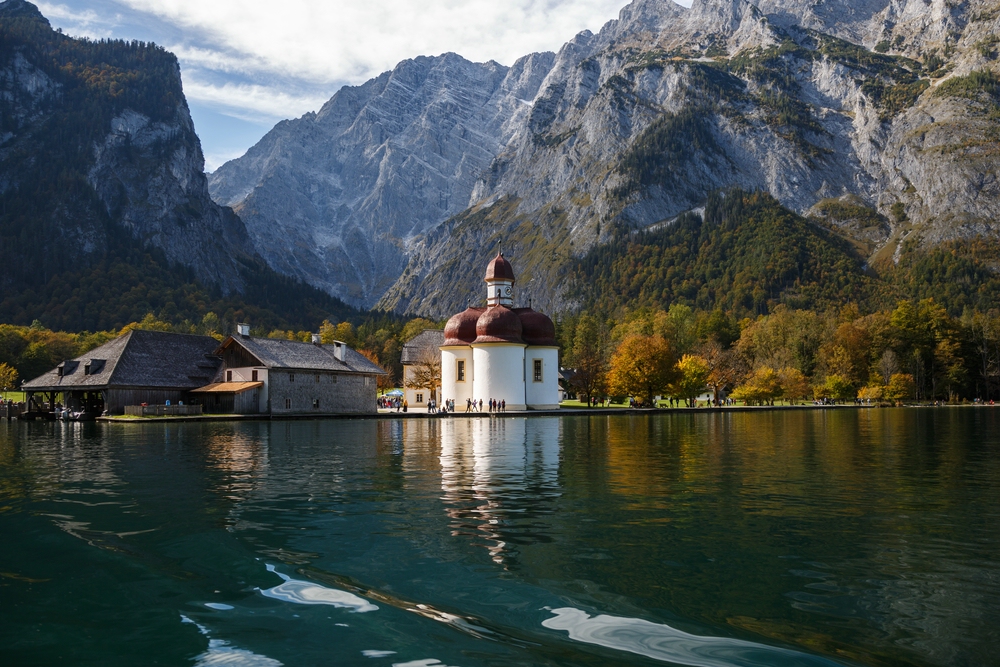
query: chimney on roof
[
  {"left": 237, "top": 323, "right": 250, "bottom": 337},
  {"left": 311, "top": 333, "right": 321, "bottom": 345},
  {"left": 333, "top": 341, "right": 345, "bottom": 361}
]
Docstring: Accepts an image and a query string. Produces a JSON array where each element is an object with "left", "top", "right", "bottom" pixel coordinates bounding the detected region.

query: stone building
[
  {"left": 440, "top": 252, "right": 560, "bottom": 410},
  {"left": 401, "top": 329, "right": 444, "bottom": 408},
  {"left": 203, "top": 325, "right": 386, "bottom": 415}
]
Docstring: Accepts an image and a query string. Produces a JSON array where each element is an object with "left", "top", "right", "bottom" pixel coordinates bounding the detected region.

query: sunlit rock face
[
  {"left": 215, "top": 0, "right": 1000, "bottom": 316},
  {"left": 208, "top": 52, "right": 555, "bottom": 308}
]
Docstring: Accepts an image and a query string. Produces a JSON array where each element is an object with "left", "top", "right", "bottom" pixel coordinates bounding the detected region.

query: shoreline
[{"left": 79, "top": 402, "right": 995, "bottom": 424}]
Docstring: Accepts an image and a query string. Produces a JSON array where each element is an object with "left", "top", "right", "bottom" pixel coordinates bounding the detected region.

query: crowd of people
[
  {"left": 377, "top": 395, "right": 404, "bottom": 411},
  {"left": 377, "top": 394, "right": 511, "bottom": 414},
  {"left": 462, "top": 398, "right": 506, "bottom": 412}
]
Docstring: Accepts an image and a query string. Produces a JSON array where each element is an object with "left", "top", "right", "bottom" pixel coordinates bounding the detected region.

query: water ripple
[
  {"left": 542, "top": 607, "right": 844, "bottom": 667},
  {"left": 259, "top": 563, "right": 378, "bottom": 612}
]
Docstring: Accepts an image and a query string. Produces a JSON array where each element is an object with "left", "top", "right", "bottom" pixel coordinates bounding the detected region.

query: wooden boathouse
[{"left": 20, "top": 330, "right": 223, "bottom": 417}]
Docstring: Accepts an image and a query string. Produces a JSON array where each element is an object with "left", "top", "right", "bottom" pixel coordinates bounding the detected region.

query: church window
[
  {"left": 533, "top": 359, "right": 543, "bottom": 382},
  {"left": 457, "top": 360, "right": 466, "bottom": 382}
]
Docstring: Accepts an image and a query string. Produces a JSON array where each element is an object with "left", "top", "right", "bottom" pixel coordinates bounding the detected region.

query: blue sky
[{"left": 36, "top": 0, "right": 692, "bottom": 172}]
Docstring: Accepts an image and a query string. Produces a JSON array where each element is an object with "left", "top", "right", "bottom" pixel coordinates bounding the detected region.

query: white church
[{"left": 440, "top": 252, "right": 560, "bottom": 410}]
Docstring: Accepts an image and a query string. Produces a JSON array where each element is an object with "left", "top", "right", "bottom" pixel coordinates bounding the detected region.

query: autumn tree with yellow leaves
[{"left": 607, "top": 335, "right": 677, "bottom": 406}]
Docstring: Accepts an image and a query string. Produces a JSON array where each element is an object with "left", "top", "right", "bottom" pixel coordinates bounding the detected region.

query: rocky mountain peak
[
  {"left": 210, "top": 0, "right": 1000, "bottom": 318},
  {"left": 208, "top": 51, "right": 555, "bottom": 307},
  {"left": 0, "top": 0, "right": 48, "bottom": 23}
]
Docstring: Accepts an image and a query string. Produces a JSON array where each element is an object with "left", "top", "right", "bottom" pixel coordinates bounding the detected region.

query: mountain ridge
[
  {"left": 210, "top": 0, "right": 1000, "bottom": 318},
  {"left": 0, "top": 0, "right": 361, "bottom": 330}
]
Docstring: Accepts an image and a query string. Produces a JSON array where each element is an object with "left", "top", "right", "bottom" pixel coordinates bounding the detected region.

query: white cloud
[
  {"left": 42, "top": 0, "right": 694, "bottom": 164},
  {"left": 181, "top": 77, "right": 331, "bottom": 122},
  {"left": 37, "top": 1, "right": 117, "bottom": 38},
  {"left": 114, "top": 0, "right": 646, "bottom": 84},
  {"left": 202, "top": 146, "right": 253, "bottom": 172}
]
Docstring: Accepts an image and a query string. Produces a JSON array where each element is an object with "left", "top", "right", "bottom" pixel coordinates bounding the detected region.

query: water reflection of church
[{"left": 437, "top": 418, "right": 562, "bottom": 565}]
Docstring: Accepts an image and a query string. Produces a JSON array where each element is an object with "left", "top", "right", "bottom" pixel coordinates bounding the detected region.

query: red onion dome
[
  {"left": 443, "top": 307, "right": 484, "bottom": 346},
  {"left": 515, "top": 308, "right": 557, "bottom": 346},
  {"left": 473, "top": 305, "right": 524, "bottom": 344},
  {"left": 484, "top": 252, "right": 516, "bottom": 283}
]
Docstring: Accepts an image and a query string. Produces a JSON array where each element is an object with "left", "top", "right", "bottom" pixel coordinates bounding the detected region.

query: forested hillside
[
  {"left": 0, "top": 0, "right": 359, "bottom": 331},
  {"left": 570, "top": 189, "right": 1000, "bottom": 318}
]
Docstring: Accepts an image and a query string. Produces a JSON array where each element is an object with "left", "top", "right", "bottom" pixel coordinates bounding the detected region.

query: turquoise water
[{"left": 1, "top": 409, "right": 998, "bottom": 666}]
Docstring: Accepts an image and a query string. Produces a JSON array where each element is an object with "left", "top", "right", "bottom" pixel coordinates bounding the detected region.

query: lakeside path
[{"left": 90, "top": 403, "right": 892, "bottom": 424}]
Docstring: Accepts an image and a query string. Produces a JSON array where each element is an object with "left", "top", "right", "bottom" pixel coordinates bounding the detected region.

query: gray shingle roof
[
  {"left": 22, "top": 330, "right": 222, "bottom": 391},
  {"left": 222, "top": 336, "right": 387, "bottom": 375},
  {"left": 400, "top": 329, "right": 445, "bottom": 365}
]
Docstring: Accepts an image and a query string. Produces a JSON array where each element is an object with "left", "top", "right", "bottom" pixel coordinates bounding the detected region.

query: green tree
[
  {"left": 120, "top": 313, "right": 173, "bottom": 334},
  {"left": 823, "top": 374, "right": 855, "bottom": 401},
  {"left": 16, "top": 342, "right": 54, "bottom": 384},
  {"left": 401, "top": 318, "right": 439, "bottom": 344},
  {"left": 885, "top": 373, "right": 915, "bottom": 403},
  {"left": 567, "top": 314, "right": 609, "bottom": 406},
  {"left": 669, "top": 354, "right": 711, "bottom": 406},
  {"left": 696, "top": 309, "right": 740, "bottom": 348},
  {"left": 731, "top": 366, "right": 781, "bottom": 405},
  {"left": 200, "top": 312, "right": 223, "bottom": 339}
]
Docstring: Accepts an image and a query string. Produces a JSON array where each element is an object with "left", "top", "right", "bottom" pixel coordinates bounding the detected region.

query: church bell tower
[{"left": 484, "top": 251, "right": 515, "bottom": 307}]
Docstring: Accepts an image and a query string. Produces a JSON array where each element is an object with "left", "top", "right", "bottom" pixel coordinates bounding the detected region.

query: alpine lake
[{"left": 1, "top": 408, "right": 998, "bottom": 667}]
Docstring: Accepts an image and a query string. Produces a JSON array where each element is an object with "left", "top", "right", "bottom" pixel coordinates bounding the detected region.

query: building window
[
  {"left": 457, "top": 360, "right": 466, "bottom": 382},
  {"left": 290, "top": 373, "right": 295, "bottom": 382},
  {"left": 332, "top": 375, "right": 338, "bottom": 383},
  {"left": 313, "top": 399, "right": 320, "bottom": 409},
  {"left": 252, "top": 370, "right": 258, "bottom": 382},
  {"left": 227, "top": 370, "right": 232, "bottom": 382},
  {"left": 533, "top": 359, "right": 543, "bottom": 382},
  {"left": 315, "top": 373, "right": 320, "bottom": 383},
  {"left": 285, "top": 398, "right": 291, "bottom": 409},
  {"left": 416, "top": 393, "right": 424, "bottom": 403}
]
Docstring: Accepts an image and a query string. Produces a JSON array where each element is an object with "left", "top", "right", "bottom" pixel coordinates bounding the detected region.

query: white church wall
[
  {"left": 472, "top": 344, "right": 526, "bottom": 410},
  {"left": 524, "top": 347, "right": 560, "bottom": 409},
  {"left": 441, "top": 347, "right": 474, "bottom": 406}
]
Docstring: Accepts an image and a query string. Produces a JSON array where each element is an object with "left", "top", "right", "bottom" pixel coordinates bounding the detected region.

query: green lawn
[
  {"left": 1, "top": 391, "right": 25, "bottom": 402},
  {"left": 559, "top": 399, "right": 630, "bottom": 409}
]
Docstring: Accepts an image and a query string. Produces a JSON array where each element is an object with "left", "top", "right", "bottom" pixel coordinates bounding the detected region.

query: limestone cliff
[
  {"left": 211, "top": 0, "right": 1000, "bottom": 318},
  {"left": 0, "top": 0, "right": 257, "bottom": 296},
  {"left": 380, "top": 0, "right": 1000, "bottom": 317},
  {"left": 208, "top": 52, "right": 555, "bottom": 307}
]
